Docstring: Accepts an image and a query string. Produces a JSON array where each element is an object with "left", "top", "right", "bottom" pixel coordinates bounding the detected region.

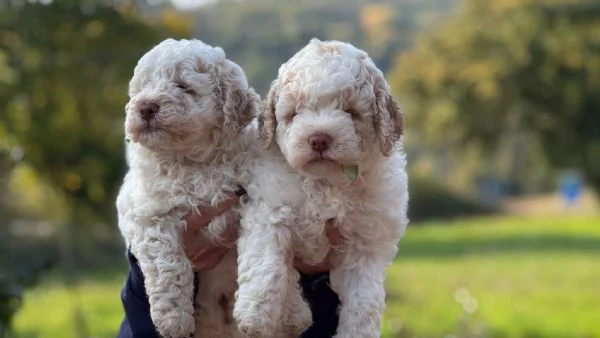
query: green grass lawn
[{"left": 12, "top": 216, "right": 600, "bottom": 338}]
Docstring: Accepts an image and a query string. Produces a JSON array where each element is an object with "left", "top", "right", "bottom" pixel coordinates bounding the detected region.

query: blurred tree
[
  {"left": 360, "top": 4, "right": 396, "bottom": 56},
  {"left": 391, "top": 0, "right": 600, "bottom": 193},
  {"left": 0, "top": 0, "right": 168, "bottom": 227},
  {"left": 190, "top": 0, "right": 457, "bottom": 95},
  {"left": 0, "top": 0, "right": 176, "bottom": 334}
]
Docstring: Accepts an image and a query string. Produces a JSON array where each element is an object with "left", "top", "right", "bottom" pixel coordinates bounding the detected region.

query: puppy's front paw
[
  {"left": 283, "top": 293, "right": 312, "bottom": 336},
  {"left": 152, "top": 307, "right": 195, "bottom": 338},
  {"left": 234, "top": 299, "right": 280, "bottom": 338},
  {"left": 237, "top": 325, "right": 264, "bottom": 338},
  {"left": 333, "top": 324, "right": 380, "bottom": 338}
]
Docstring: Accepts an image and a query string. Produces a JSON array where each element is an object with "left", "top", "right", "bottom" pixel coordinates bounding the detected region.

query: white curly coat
[
  {"left": 116, "top": 38, "right": 258, "bottom": 338},
  {"left": 234, "top": 39, "right": 410, "bottom": 338}
]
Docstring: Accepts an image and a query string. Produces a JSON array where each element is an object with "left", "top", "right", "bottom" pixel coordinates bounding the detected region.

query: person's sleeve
[
  {"left": 299, "top": 272, "right": 340, "bottom": 338},
  {"left": 117, "top": 250, "right": 160, "bottom": 338}
]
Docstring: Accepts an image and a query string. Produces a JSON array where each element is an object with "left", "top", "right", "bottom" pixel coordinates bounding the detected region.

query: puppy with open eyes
[
  {"left": 234, "top": 38, "right": 409, "bottom": 338},
  {"left": 116, "top": 38, "right": 258, "bottom": 338}
]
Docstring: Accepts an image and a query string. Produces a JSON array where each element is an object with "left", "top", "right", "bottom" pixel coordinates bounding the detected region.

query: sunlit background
[{"left": 1, "top": 0, "right": 599, "bottom": 337}]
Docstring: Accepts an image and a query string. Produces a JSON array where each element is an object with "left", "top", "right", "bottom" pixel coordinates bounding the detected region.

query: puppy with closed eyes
[
  {"left": 116, "top": 38, "right": 258, "bottom": 338},
  {"left": 234, "top": 38, "right": 409, "bottom": 338}
]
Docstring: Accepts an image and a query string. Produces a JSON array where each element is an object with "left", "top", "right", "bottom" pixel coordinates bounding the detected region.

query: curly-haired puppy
[
  {"left": 234, "top": 38, "right": 409, "bottom": 338},
  {"left": 116, "top": 38, "right": 258, "bottom": 338}
]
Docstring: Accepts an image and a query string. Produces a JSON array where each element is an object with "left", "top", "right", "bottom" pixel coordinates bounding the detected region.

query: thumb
[{"left": 325, "top": 218, "right": 344, "bottom": 247}]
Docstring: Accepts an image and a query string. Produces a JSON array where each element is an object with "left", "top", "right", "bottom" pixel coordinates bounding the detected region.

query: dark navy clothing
[{"left": 117, "top": 250, "right": 340, "bottom": 338}]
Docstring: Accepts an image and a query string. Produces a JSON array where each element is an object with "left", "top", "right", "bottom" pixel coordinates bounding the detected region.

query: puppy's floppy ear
[
  {"left": 258, "top": 80, "right": 279, "bottom": 149},
  {"left": 222, "top": 84, "right": 260, "bottom": 136},
  {"left": 372, "top": 70, "right": 404, "bottom": 156}
]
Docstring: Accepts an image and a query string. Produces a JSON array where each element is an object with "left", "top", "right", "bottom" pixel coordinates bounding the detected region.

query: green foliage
[
  {"left": 408, "top": 175, "right": 495, "bottom": 222},
  {"left": 3, "top": 0, "right": 598, "bottom": 335},
  {"left": 11, "top": 276, "right": 126, "bottom": 338},
  {"left": 0, "top": 1, "right": 172, "bottom": 335},
  {"left": 0, "top": 0, "right": 465, "bottom": 334},
  {"left": 391, "top": 0, "right": 600, "bottom": 192},
  {"left": 9, "top": 216, "right": 600, "bottom": 338},
  {"left": 0, "top": 258, "right": 54, "bottom": 337},
  {"left": 192, "top": 0, "right": 457, "bottom": 95},
  {"left": 384, "top": 216, "right": 600, "bottom": 338},
  {"left": 0, "top": 0, "right": 167, "bottom": 225},
  {"left": 0, "top": 223, "right": 57, "bottom": 337}
]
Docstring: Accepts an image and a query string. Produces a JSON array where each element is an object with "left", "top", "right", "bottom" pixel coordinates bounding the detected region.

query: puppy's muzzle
[
  {"left": 139, "top": 102, "right": 159, "bottom": 120},
  {"left": 308, "top": 132, "right": 332, "bottom": 153}
]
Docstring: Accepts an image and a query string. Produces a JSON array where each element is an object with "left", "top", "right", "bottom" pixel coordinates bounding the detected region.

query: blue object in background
[
  {"left": 558, "top": 170, "right": 583, "bottom": 206},
  {"left": 477, "top": 177, "right": 507, "bottom": 206}
]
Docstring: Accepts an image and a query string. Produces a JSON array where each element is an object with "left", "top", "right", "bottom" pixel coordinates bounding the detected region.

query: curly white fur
[
  {"left": 116, "top": 38, "right": 258, "bottom": 338},
  {"left": 234, "top": 39, "right": 409, "bottom": 338}
]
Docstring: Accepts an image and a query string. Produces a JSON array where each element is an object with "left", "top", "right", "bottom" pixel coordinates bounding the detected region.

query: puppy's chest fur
[
  {"left": 118, "top": 146, "right": 245, "bottom": 244},
  {"left": 288, "top": 155, "right": 408, "bottom": 265}
]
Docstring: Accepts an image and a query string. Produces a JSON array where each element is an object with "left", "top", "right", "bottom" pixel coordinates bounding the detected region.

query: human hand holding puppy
[{"left": 183, "top": 194, "right": 342, "bottom": 275}]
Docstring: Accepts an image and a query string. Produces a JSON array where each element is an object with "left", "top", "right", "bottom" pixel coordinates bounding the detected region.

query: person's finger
[
  {"left": 184, "top": 195, "right": 240, "bottom": 233},
  {"left": 191, "top": 247, "right": 219, "bottom": 266},
  {"left": 293, "top": 256, "right": 316, "bottom": 276},
  {"left": 222, "top": 223, "right": 240, "bottom": 243},
  {"left": 192, "top": 248, "right": 229, "bottom": 272},
  {"left": 293, "top": 220, "right": 343, "bottom": 276},
  {"left": 184, "top": 209, "right": 208, "bottom": 234},
  {"left": 185, "top": 224, "right": 238, "bottom": 258},
  {"left": 198, "top": 195, "right": 240, "bottom": 219},
  {"left": 183, "top": 236, "right": 214, "bottom": 259},
  {"left": 293, "top": 253, "right": 333, "bottom": 277},
  {"left": 325, "top": 219, "right": 344, "bottom": 247}
]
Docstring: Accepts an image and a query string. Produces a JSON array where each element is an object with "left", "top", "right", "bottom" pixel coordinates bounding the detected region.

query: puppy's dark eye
[
  {"left": 176, "top": 83, "right": 195, "bottom": 94},
  {"left": 345, "top": 108, "right": 360, "bottom": 120},
  {"left": 285, "top": 111, "right": 297, "bottom": 123}
]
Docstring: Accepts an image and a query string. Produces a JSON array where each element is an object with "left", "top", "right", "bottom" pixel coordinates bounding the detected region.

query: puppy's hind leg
[
  {"left": 133, "top": 215, "right": 195, "bottom": 338},
  {"left": 329, "top": 248, "right": 394, "bottom": 338},
  {"left": 234, "top": 212, "right": 292, "bottom": 337},
  {"left": 282, "top": 264, "right": 312, "bottom": 337}
]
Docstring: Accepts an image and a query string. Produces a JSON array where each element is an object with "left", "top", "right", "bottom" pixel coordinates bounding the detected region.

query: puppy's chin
[
  {"left": 285, "top": 154, "right": 352, "bottom": 183},
  {"left": 301, "top": 159, "right": 340, "bottom": 177},
  {"left": 126, "top": 122, "right": 185, "bottom": 152},
  {"left": 296, "top": 159, "right": 359, "bottom": 186},
  {"left": 126, "top": 119, "right": 161, "bottom": 144},
  {"left": 135, "top": 130, "right": 172, "bottom": 151},
  {"left": 128, "top": 122, "right": 221, "bottom": 156},
  {"left": 282, "top": 142, "right": 360, "bottom": 175}
]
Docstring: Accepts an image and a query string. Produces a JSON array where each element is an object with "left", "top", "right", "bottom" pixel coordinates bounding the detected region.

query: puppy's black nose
[
  {"left": 139, "top": 102, "right": 159, "bottom": 120},
  {"left": 308, "top": 133, "right": 332, "bottom": 153}
]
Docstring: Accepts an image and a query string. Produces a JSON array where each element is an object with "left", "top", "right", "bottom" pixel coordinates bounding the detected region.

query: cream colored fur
[
  {"left": 234, "top": 39, "right": 409, "bottom": 338},
  {"left": 116, "top": 38, "right": 258, "bottom": 338}
]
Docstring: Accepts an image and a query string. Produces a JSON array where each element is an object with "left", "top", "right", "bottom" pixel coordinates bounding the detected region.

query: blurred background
[{"left": 0, "top": 0, "right": 599, "bottom": 337}]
